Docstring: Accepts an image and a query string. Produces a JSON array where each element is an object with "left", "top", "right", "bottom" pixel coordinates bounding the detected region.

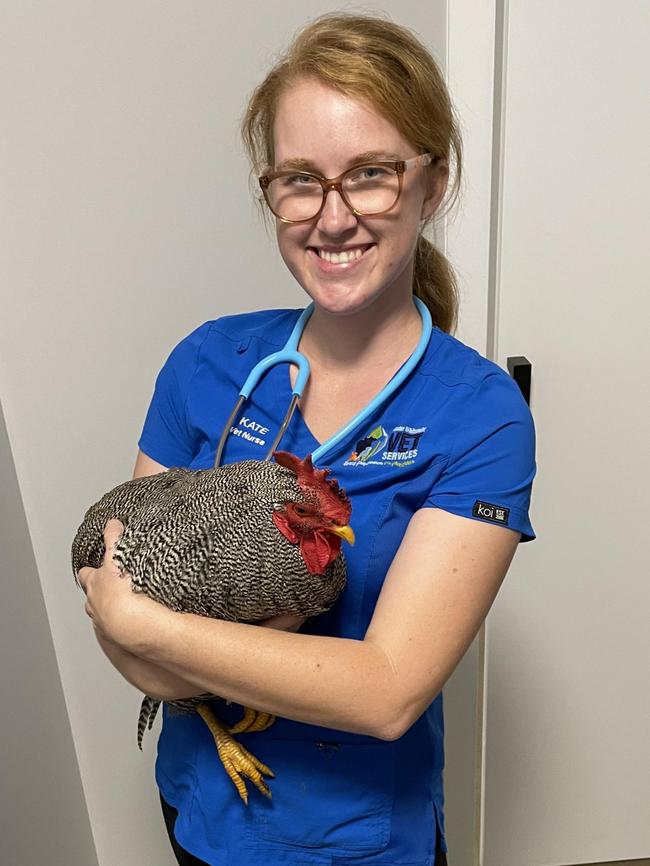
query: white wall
[{"left": 1, "top": 4, "right": 482, "bottom": 866}]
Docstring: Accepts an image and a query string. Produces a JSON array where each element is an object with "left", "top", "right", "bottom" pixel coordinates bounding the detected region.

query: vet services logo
[
  {"left": 346, "top": 425, "right": 388, "bottom": 463},
  {"left": 345, "top": 424, "right": 426, "bottom": 468}
]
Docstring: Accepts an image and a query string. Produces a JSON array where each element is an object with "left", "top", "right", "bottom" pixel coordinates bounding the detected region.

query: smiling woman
[
  {"left": 243, "top": 14, "right": 462, "bottom": 332},
  {"left": 257, "top": 78, "right": 447, "bottom": 320},
  {"left": 78, "top": 11, "right": 536, "bottom": 866}
]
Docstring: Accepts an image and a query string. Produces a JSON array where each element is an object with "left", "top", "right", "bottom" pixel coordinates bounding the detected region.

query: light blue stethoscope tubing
[{"left": 213, "top": 296, "right": 432, "bottom": 469}]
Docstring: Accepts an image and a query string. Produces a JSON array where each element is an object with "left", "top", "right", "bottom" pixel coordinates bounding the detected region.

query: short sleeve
[
  {"left": 423, "top": 371, "right": 537, "bottom": 542},
  {"left": 137, "top": 322, "right": 213, "bottom": 468}
]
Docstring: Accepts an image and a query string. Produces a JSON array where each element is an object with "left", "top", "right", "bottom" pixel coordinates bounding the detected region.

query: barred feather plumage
[{"left": 71, "top": 458, "right": 348, "bottom": 747}]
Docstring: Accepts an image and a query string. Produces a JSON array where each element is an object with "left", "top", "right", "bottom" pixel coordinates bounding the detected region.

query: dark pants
[{"left": 161, "top": 794, "right": 448, "bottom": 865}]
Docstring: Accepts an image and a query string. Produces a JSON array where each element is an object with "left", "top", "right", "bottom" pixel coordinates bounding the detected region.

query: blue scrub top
[{"left": 138, "top": 307, "right": 537, "bottom": 866}]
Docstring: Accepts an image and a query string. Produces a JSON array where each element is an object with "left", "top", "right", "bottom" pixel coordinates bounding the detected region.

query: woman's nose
[{"left": 316, "top": 188, "right": 358, "bottom": 235}]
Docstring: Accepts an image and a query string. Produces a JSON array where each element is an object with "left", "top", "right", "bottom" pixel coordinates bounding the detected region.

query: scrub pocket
[{"left": 244, "top": 736, "right": 396, "bottom": 855}]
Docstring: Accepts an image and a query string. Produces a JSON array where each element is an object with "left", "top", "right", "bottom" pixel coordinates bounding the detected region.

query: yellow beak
[{"left": 329, "top": 524, "right": 355, "bottom": 545}]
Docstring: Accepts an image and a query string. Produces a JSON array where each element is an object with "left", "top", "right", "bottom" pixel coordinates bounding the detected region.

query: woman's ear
[{"left": 421, "top": 160, "right": 449, "bottom": 220}]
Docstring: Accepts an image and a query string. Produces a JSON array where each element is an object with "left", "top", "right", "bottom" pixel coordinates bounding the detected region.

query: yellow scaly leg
[
  {"left": 229, "top": 706, "right": 277, "bottom": 734},
  {"left": 196, "top": 703, "right": 274, "bottom": 805}
]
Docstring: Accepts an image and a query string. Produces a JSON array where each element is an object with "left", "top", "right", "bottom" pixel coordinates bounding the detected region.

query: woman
[{"left": 78, "top": 13, "right": 536, "bottom": 866}]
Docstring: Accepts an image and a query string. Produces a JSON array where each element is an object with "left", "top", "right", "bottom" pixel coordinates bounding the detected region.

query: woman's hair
[{"left": 241, "top": 12, "right": 462, "bottom": 334}]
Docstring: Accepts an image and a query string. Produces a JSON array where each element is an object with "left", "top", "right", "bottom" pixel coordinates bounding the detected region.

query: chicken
[{"left": 71, "top": 451, "right": 354, "bottom": 803}]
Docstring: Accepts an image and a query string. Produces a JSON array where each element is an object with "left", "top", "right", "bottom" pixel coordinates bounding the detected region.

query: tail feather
[{"left": 137, "top": 695, "right": 161, "bottom": 750}]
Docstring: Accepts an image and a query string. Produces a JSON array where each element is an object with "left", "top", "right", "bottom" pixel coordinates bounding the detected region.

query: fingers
[
  {"left": 103, "top": 518, "right": 125, "bottom": 574},
  {"left": 104, "top": 518, "right": 125, "bottom": 550},
  {"left": 259, "top": 614, "right": 307, "bottom": 632},
  {"left": 77, "top": 519, "right": 126, "bottom": 621},
  {"left": 77, "top": 566, "right": 93, "bottom": 594}
]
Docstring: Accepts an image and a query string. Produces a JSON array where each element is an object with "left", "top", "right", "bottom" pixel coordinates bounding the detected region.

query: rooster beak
[{"left": 329, "top": 523, "right": 355, "bottom": 546}]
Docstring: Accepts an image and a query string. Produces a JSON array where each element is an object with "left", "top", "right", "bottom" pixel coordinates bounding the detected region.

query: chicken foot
[
  {"left": 229, "top": 705, "right": 277, "bottom": 734},
  {"left": 196, "top": 703, "right": 274, "bottom": 805}
]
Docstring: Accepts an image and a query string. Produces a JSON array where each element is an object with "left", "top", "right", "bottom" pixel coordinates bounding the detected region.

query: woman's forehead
[{"left": 272, "top": 78, "right": 413, "bottom": 170}]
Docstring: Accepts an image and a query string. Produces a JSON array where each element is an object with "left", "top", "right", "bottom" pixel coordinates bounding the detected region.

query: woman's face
[{"left": 271, "top": 77, "right": 445, "bottom": 317}]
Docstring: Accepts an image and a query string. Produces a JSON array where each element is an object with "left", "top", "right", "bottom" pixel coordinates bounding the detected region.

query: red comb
[{"left": 274, "top": 451, "right": 349, "bottom": 507}]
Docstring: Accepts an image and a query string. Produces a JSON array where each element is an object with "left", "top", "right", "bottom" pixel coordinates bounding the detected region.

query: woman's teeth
[{"left": 317, "top": 246, "right": 367, "bottom": 264}]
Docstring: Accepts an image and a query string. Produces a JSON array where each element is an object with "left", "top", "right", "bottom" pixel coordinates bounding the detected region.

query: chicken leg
[
  {"left": 229, "top": 705, "right": 277, "bottom": 734},
  {"left": 196, "top": 703, "right": 275, "bottom": 804}
]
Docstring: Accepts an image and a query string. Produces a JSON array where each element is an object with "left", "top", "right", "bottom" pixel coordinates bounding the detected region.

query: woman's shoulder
[
  {"left": 422, "top": 327, "right": 516, "bottom": 391},
  {"left": 419, "top": 327, "right": 531, "bottom": 426},
  {"left": 204, "top": 307, "right": 301, "bottom": 346},
  {"left": 164, "top": 308, "right": 301, "bottom": 363}
]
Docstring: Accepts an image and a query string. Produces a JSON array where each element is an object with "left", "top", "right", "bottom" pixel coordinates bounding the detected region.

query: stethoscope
[{"left": 213, "top": 296, "right": 432, "bottom": 468}]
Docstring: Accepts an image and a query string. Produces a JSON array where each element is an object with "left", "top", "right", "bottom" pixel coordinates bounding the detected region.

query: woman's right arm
[
  {"left": 91, "top": 449, "right": 207, "bottom": 700},
  {"left": 132, "top": 449, "right": 168, "bottom": 479},
  {"left": 94, "top": 629, "right": 207, "bottom": 700}
]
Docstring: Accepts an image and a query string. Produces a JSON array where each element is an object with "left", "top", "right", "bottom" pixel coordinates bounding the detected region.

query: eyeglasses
[{"left": 259, "top": 153, "right": 439, "bottom": 224}]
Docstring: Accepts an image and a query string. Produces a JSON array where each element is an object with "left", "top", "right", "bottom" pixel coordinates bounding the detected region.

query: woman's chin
[{"left": 303, "top": 289, "right": 375, "bottom": 317}]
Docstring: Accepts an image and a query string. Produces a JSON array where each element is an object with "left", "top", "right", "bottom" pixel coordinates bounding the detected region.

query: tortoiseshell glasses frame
[{"left": 258, "top": 153, "right": 439, "bottom": 224}]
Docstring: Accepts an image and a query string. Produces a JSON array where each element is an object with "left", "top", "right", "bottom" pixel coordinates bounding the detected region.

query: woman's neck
[{"left": 298, "top": 292, "right": 423, "bottom": 376}]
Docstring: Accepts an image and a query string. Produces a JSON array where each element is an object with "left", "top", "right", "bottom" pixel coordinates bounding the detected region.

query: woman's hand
[
  {"left": 77, "top": 518, "right": 166, "bottom": 648},
  {"left": 259, "top": 613, "right": 308, "bottom": 633},
  {"left": 77, "top": 521, "right": 305, "bottom": 644}
]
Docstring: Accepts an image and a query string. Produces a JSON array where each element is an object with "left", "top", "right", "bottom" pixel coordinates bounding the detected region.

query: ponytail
[{"left": 413, "top": 235, "right": 459, "bottom": 335}]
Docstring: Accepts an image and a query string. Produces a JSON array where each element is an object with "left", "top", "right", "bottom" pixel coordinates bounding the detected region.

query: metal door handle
[{"left": 507, "top": 356, "right": 531, "bottom": 405}]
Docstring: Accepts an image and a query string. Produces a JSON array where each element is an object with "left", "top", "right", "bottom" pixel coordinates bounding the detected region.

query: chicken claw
[
  {"left": 196, "top": 703, "right": 274, "bottom": 804},
  {"left": 229, "top": 706, "right": 277, "bottom": 734}
]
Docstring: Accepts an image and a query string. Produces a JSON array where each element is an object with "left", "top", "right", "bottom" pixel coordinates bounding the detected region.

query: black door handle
[{"left": 507, "top": 356, "right": 531, "bottom": 405}]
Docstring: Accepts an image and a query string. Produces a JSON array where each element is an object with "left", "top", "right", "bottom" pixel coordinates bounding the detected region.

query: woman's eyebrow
[{"left": 275, "top": 151, "right": 403, "bottom": 171}]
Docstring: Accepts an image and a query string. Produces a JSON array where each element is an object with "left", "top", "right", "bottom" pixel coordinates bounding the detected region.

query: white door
[{"left": 480, "top": 2, "right": 650, "bottom": 864}]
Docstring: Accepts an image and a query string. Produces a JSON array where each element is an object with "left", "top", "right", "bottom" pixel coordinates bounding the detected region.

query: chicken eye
[{"left": 293, "top": 504, "right": 310, "bottom": 517}]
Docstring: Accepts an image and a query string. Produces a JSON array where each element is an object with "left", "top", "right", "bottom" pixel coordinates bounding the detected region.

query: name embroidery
[{"left": 230, "top": 416, "right": 269, "bottom": 447}]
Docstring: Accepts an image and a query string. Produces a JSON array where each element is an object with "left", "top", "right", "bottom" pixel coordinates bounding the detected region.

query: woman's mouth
[{"left": 308, "top": 243, "right": 375, "bottom": 272}]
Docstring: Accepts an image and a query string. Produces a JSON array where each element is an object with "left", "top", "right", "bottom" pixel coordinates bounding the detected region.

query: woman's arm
[
  {"left": 83, "top": 507, "right": 519, "bottom": 740},
  {"left": 94, "top": 612, "right": 305, "bottom": 701},
  {"left": 94, "top": 630, "right": 206, "bottom": 700}
]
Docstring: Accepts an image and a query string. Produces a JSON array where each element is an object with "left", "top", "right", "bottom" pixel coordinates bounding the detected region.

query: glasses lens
[
  {"left": 266, "top": 174, "right": 324, "bottom": 221},
  {"left": 265, "top": 165, "right": 400, "bottom": 221},
  {"left": 343, "top": 165, "right": 400, "bottom": 215}
]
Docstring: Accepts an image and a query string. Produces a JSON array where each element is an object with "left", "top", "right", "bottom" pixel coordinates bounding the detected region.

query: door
[{"left": 483, "top": 2, "right": 650, "bottom": 864}]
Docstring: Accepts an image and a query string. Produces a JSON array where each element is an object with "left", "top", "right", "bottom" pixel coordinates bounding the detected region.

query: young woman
[{"left": 78, "top": 13, "right": 536, "bottom": 866}]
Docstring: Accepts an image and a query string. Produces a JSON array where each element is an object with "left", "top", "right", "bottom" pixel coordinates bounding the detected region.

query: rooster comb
[{"left": 273, "top": 451, "right": 349, "bottom": 504}]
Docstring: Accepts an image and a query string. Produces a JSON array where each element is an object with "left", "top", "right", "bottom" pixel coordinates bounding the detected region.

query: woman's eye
[
  {"left": 286, "top": 174, "right": 317, "bottom": 187},
  {"left": 351, "top": 165, "right": 387, "bottom": 182}
]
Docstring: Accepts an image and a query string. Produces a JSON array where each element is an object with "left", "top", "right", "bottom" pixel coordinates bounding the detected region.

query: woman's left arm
[{"left": 79, "top": 509, "right": 519, "bottom": 740}]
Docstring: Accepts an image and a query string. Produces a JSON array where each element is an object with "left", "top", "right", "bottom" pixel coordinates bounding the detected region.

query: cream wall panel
[
  {"left": 0, "top": 402, "right": 99, "bottom": 866},
  {"left": 484, "top": 2, "right": 650, "bottom": 864}
]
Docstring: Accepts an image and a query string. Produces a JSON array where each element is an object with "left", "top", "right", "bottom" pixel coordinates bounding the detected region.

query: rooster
[{"left": 71, "top": 452, "right": 354, "bottom": 803}]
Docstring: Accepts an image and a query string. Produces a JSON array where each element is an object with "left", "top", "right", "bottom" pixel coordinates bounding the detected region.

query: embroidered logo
[
  {"left": 346, "top": 425, "right": 388, "bottom": 463},
  {"left": 472, "top": 500, "right": 510, "bottom": 525},
  {"left": 344, "top": 424, "right": 426, "bottom": 468}
]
